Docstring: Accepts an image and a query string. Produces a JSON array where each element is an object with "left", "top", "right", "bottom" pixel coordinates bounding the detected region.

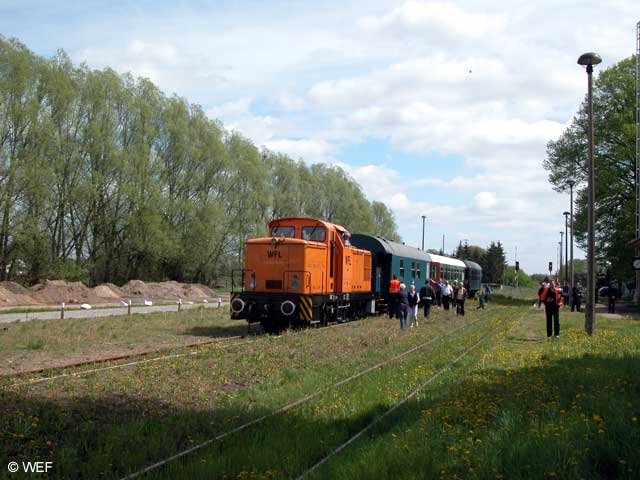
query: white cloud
[
  {"left": 264, "top": 138, "right": 338, "bottom": 164},
  {"left": 206, "top": 98, "right": 280, "bottom": 146},
  {"left": 473, "top": 191, "right": 498, "bottom": 210},
  {"left": 273, "top": 91, "right": 306, "bottom": 112},
  {"left": 360, "top": 1, "right": 507, "bottom": 39}
]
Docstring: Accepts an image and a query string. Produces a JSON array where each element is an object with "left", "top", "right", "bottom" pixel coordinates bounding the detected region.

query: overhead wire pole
[
  {"left": 635, "top": 21, "right": 640, "bottom": 305},
  {"left": 569, "top": 181, "right": 575, "bottom": 290},
  {"left": 559, "top": 232, "right": 564, "bottom": 281},
  {"left": 514, "top": 245, "right": 518, "bottom": 288}
]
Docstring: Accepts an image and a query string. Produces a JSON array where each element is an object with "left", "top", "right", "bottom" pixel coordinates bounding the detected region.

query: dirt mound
[
  {"left": 93, "top": 283, "right": 125, "bottom": 299},
  {"left": 30, "top": 280, "right": 101, "bottom": 305},
  {"left": 121, "top": 280, "right": 217, "bottom": 301},
  {"left": 0, "top": 282, "right": 39, "bottom": 306},
  {"left": 183, "top": 284, "right": 215, "bottom": 299},
  {"left": 0, "top": 279, "right": 217, "bottom": 307},
  {"left": 0, "top": 281, "right": 32, "bottom": 295}
]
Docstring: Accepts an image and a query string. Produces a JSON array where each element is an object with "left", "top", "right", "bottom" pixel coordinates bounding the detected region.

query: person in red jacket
[
  {"left": 539, "top": 280, "right": 563, "bottom": 338},
  {"left": 388, "top": 274, "right": 401, "bottom": 319}
]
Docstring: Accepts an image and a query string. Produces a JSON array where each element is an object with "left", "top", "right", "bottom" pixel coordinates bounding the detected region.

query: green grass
[
  {"left": 0, "top": 307, "right": 240, "bottom": 374},
  {"left": 1, "top": 306, "right": 639, "bottom": 479},
  {"left": 491, "top": 286, "right": 539, "bottom": 306}
]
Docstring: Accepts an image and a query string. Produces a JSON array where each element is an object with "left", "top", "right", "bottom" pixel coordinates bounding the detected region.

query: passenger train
[{"left": 230, "top": 217, "right": 482, "bottom": 332}]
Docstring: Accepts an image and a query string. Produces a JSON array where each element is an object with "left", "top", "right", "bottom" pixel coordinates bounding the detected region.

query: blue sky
[{"left": 1, "top": 0, "right": 637, "bottom": 274}]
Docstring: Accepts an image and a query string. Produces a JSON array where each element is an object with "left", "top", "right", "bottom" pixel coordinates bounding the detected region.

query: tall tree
[
  {"left": 0, "top": 35, "right": 403, "bottom": 286},
  {"left": 544, "top": 56, "right": 636, "bottom": 282},
  {"left": 370, "top": 201, "right": 400, "bottom": 241},
  {"left": 484, "top": 241, "right": 506, "bottom": 283}
]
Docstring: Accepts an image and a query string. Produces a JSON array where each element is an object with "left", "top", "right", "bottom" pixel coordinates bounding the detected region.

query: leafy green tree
[
  {"left": 484, "top": 241, "right": 506, "bottom": 283},
  {"left": 504, "top": 266, "right": 535, "bottom": 288},
  {"left": 544, "top": 56, "right": 636, "bottom": 282},
  {"left": 370, "top": 201, "right": 400, "bottom": 241},
  {"left": 0, "top": 35, "right": 403, "bottom": 287}
]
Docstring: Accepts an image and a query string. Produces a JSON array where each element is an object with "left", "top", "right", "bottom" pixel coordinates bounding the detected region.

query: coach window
[
  {"left": 416, "top": 263, "right": 421, "bottom": 279},
  {"left": 411, "top": 261, "right": 415, "bottom": 279},
  {"left": 399, "top": 259, "right": 405, "bottom": 278},
  {"left": 271, "top": 226, "right": 295, "bottom": 238},
  {"left": 302, "top": 226, "right": 326, "bottom": 242}
]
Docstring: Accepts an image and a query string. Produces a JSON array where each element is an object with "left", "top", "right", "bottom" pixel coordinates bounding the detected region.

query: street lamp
[
  {"left": 558, "top": 241, "right": 562, "bottom": 278},
  {"left": 578, "top": 51, "right": 602, "bottom": 335},
  {"left": 421, "top": 215, "right": 426, "bottom": 250},
  {"left": 559, "top": 231, "right": 564, "bottom": 282},
  {"left": 568, "top": 180, "right": 575, "bottom": 290},
  {"left": 563, "top": 211, "right": 570, "bottom": 286}
]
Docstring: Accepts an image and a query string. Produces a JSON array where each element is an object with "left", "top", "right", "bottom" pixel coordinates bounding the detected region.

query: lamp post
[
  {"left": 568, "top": 180, "right": 575, "bottom": 289},
  {"left": 563, "top": 211, "right": 570, "bottom": 285},
  {"left": 421, "top": 215, "right": 426, "bottom": 250},
  {"left": 558, "top": 241, "right": 562, "bottom": 278},
  {"left": 559, "top": 232, "right": 564, "bottom": 281},
  {"left": 578, "top": 52, "right": 602, "bottom": 336}
]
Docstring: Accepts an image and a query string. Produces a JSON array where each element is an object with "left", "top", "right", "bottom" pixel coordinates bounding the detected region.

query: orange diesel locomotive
[{"left": 230, "top": 218, "right": 372, "bottom": 332}]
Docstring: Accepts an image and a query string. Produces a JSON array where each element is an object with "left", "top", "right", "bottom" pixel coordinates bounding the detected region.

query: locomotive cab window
[
  {"left": 302, "top": 226, "right": 326, "bottom": 242},
  {"left": 271, "top": 226, "right": 295, "bottom": 238}
]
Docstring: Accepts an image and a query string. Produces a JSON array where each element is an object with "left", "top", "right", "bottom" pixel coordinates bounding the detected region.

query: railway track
[
  {"left": 5, "top": 316, "right": 368, "bottom": 387},
  {"left": 295, "top": 317, "right": 514, "bottom": 479},
  {"left": 119, "top": 312, "right": 504, "bottom": 479}
]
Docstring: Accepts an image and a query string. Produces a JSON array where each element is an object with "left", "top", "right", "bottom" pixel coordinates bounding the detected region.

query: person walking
[
  {"left": 435, "top": 280, "right": 443, "bottom": 307},
  {"left": 397, "top": 283, "right": 409, "bottom": 331},
  {"left": 608, "top": 283, "right": 618, "bottom": 313},
  {"left": 477, "top": 284, "right": 486, "bottom": 309},
  {"left": 451, "top": 280, "right": 459, "bottom": 312},
  {"left": 539, "top": 280, "right": 563, "bottom": 338},
  {"left": 571, "top": 282, "right": 582, "bottom": 312},
  {"left": 388, "top": 274, "right": 401, "bottom": 319},
  {"left": 408, "top": 284, "right": 420, "bottom": 328},
  {"left": 441, "top": 281, "right": 452, "bottom": 311},
  {"left": 420, "top": 282, "right": 435, "bottom": 319},
  {"left": 537, "top": 281, "right": 547, "bottom": 308},
  {"left": 456, "top": 282, "right": 467, "bottom": 316},
  {"left": 562, "top": 282, "right": 570, "bottom": 308}
]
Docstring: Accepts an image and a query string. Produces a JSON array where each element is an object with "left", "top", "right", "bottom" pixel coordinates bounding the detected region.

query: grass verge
[
  {"left": 1, "top": 305, "right": 638, "bottom": 479},
  {"left": 0, "top": 307, "right": 241, "bottom": 375}
]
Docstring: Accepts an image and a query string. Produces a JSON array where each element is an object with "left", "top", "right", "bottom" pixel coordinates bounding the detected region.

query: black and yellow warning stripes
[
  {"left": 299, "top": 295, "right": 313, "bottom": 322},
  {"left": 230, "top": 293, "right": 240, "bottom": 318}
]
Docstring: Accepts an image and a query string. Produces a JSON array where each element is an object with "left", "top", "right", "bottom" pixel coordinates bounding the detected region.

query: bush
[{"left": 49, "top": 259, "right": 90, "bottom": 284}]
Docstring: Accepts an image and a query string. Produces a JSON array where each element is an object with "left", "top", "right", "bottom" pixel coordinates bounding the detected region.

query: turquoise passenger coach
[{"left": 350, "top": 234, "right": 481, "bottom": 311}]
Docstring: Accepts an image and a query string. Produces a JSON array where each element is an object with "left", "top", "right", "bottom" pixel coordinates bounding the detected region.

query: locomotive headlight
[
  {"left": 249, "top": 272, "right": 256, "bottom": 289},
  {"left": 280, "top": 300, "right": 296, "bottom": 316},
  {"left": 231, "top": 298, "right": 245, "bottom": 314}
]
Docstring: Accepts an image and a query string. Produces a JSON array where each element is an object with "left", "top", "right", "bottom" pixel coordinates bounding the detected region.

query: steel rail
[
  {"left": 119, "top": 312, "right": 494, "bottom": 480},
  {"left": 295, "top": 317, "right": 515, "bottom": 479}
]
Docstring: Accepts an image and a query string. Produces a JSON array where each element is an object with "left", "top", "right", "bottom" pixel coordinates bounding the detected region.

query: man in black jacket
[
  {"left": 571, "top": 283, "right": 582, "bottom": 312},
  {"left": 419, "top": 283, "right": 435, "bottom": 319},
  {"left": 608, "top": 283, "right": 618, "bottom": 313}
]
